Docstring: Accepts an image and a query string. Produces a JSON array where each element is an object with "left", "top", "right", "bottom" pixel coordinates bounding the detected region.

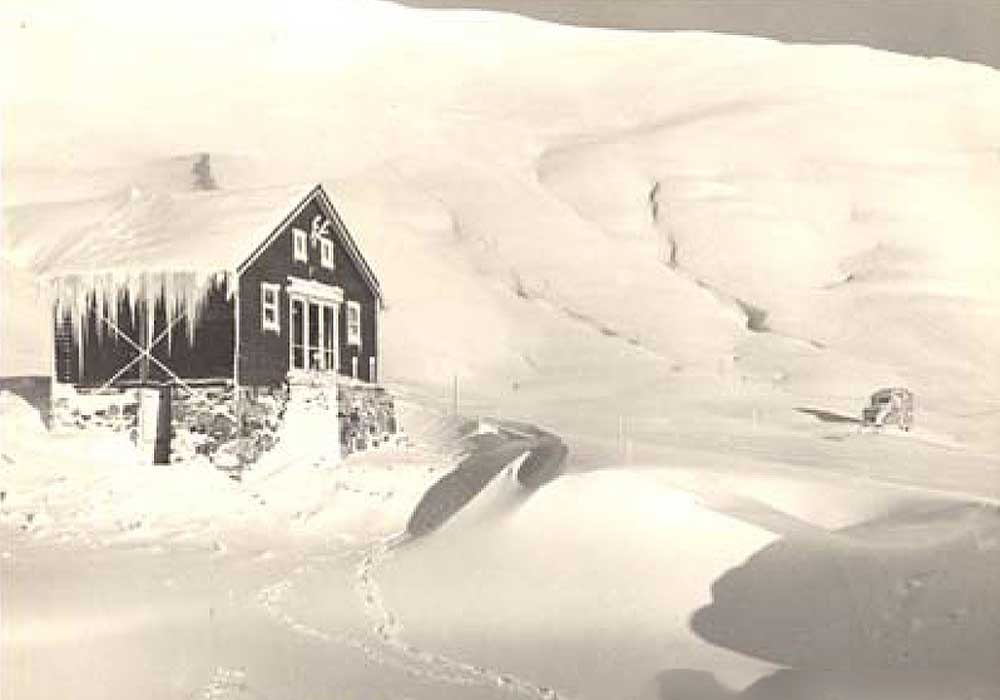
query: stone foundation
[
  {"left": 50, "top": 385, "right": 139, "bottom": 434},
  {"left": 170, "top": 384, "right": 289, "bottom": 470},
  {"left": 338, "top": 381, "right": 399, "bottom": 455},
  {"left": 49, "top": 378, "right": 400, "bottom": 470}
]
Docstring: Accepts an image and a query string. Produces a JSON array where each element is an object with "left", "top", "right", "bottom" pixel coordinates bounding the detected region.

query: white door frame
[{"left": 286, "top": 277, "right": 344, "bottom": 378}]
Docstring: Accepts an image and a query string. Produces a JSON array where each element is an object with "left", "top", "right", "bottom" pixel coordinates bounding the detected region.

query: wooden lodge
[
  {"left": 51, "top": 184, "right": 382, "bottom": 391},
  {"left": 45, "top": 183, "right": 394, "bottom": 466}
]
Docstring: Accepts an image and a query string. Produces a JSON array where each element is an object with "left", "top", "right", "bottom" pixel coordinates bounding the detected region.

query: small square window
[
  {"left": 293, "top": 228, "right": 308, "bottom": 263},
  {"left": 261, "top": 282, "right": 281, "bottom": 333},
  {"left": 320, "top": 238, "right": 334, "bottom": 270},
  {"left": 346, "top": 300, "right": 361, "bottom": 347}
]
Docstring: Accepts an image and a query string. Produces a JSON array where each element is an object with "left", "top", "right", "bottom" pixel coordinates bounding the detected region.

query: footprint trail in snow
[
  {"left": 356, "top": 538, "right": 575, "bottom": 699},
  {"left": 256, "top": 537, "right": 577, "bottom": 700}
]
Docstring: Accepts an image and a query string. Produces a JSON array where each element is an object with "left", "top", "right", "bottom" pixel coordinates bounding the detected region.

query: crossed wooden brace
[{"left": 97, "top": 313, "right": 196, "bottom": 396}]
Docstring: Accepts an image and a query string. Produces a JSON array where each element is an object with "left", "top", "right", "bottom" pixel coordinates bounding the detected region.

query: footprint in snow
[{"left": 197, "top": 667, "right": 255, "bottom": 699}]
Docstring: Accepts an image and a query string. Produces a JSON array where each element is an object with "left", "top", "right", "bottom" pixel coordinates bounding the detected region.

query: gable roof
[
  {"left": 11, "top": 182, "right": 381, "bottom": 303},
  {"left": 237, "top": 185, "right": 382, "bottom": 304}
]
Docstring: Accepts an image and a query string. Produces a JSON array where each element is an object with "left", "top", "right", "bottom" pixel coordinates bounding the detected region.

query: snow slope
[
  {"left": 4, "top": 3, "right": 999, "bottom": 447},
  {"left": 4, "top": 2, "right": 1000, "bottom": 699}
]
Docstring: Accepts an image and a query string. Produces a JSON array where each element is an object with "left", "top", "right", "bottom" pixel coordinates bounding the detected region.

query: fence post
[
  {"left": 153, "top": 385, "right": 171, "bottom": 465},
  {"left": 137, "top": 383, "right": 171, "bottom": 465}
]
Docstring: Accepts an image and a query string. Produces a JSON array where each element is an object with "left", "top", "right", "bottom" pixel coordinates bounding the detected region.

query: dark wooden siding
[
  {"left": 336, "top": 239, "right": 378, "bottom": 383},
  {"left": 238, "top": 192, "right": 379, "bottom": 386},
  {"left": 55, "top": 285, "right": 235, "bottom": 386},
  {"left": 238, "top": 196, "right": 339, "bottom": 386}
]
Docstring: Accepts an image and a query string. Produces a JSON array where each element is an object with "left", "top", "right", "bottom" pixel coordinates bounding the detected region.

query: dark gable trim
[
  {"left": 314, "top": 186, "right": 384, "bottom": 308},
  {"left": 235, "top": 185, "right": 321, "bottom": 276}
]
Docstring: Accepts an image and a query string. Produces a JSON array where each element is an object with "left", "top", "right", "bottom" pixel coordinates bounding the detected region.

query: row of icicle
[{"left": 51, "top": 271, "right": 232, "bottom": 377}]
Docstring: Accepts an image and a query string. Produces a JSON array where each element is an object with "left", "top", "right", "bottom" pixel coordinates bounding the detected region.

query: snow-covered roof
[
  {"left": 23, "top": 184, "right": 317, "bottom": 277},
  {"left": 6, "top": 181, "right": 383, "bottom": 346},
  {"left": 13, "top": 181, "right": 382, "bottom": 304}
]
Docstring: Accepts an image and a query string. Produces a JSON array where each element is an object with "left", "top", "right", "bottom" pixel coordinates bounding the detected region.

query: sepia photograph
[{"left": 2, "top": 1, "right": 999, "bottom": 698}]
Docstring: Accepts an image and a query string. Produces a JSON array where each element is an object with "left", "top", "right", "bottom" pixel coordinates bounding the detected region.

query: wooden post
[
  {"left": 153, "top": 385, "right": 171, "bottom": 465},
  {"left": 235, "top": 386, "right": 244, "bottom": 475},
  {"left": 452, "top": 374, "right": 460, "bottom": 415}
]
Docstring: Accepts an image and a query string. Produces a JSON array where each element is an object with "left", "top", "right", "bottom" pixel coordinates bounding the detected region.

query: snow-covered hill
[
  {"left": 4, "top": 1, "right": 999, "bottom": 451},
  {"left": 3, "top": 4, "right": 1000, "bottom": 699}
]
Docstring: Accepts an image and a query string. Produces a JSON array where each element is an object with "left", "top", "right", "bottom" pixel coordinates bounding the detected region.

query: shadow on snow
[{"left": 653, "top": 500, "right": 1000, "bottom": 698}]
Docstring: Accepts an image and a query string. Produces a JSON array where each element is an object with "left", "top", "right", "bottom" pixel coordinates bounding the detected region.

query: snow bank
[
  {"left": 0, "top": 389, "right": 448, "bottom": 551},
  {"left": 3, "top": 7, "right": 1000, "bottom": 698}
]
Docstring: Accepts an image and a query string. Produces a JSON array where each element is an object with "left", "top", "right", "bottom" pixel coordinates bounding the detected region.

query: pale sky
[{"left": 395, "top": 0, "right": 1000, "bottom": 69}]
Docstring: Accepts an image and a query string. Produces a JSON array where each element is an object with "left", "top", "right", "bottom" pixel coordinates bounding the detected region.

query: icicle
[
  {"left": 50, "top": 268, "right": 229, "bottom": 380},
  {"left": 145, "top": 274, "right": 155, "bottom": 368},
  {"left": 94, "top": 273, "right": 107, "bottom": 347},
  {"left": 109, "top": 272, "right": 120, "bottom": 338},
  {"left": 76, "top": 280, "right": 87, "bottom": 378},
  {"left": 185, "top": 272, "right": 206, "bottom": 344},
  {"left": 164, "top": 272, "right": 175, "bottom": 354}
]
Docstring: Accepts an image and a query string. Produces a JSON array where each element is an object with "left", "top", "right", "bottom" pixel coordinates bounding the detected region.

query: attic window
[
  {"left": 293, "top": 228, "right": 308, "bottom": 263},
  {"left": 261, "top": 282, "right": 281, "bottom": 333},
  {"left": 346, "top": 300, "right": 361, "bottom": 346},
  {"left": 320, "top": 238, "right": 334, "bottom": 269}
]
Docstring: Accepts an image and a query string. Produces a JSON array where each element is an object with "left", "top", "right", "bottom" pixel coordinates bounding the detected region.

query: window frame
[
  {"left": 290, "top": 296, "right": 305, "bottom": 369},
  {"left": 292, "top": 228, "right": 308, "bottom": 263},
  {"left": 319, "top": 238, "right": 334, "bottom": 270},
  {"left": 346, "top": 300, "right": 362, "bottom": 347},
  {"left": 261, "top": 282, "right": 281, "bottom": 333}
]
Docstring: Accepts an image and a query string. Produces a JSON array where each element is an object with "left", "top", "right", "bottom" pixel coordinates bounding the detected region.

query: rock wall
[
  {"left": 338, "top": 382, "right": 399, "bottom": 455},
  {"left": 171, "top": 384, "right": 289, "bottom": 471},
  {"left": 49, "top": 379, "right": 400, "bottom": 470},
  {"left": 50, "top": 386, "right": 139, "bottom": 434}
]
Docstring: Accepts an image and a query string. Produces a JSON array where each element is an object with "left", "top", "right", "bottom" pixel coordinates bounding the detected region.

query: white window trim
[
  {"left": 346, "top": 300, "right": 362, "bottom": 347},
  {"left": 293, "top": 228, "right": 308, "bottom": 263},
  {"left": 320, "top": 238, "right": 334, "bottom": 270},
  {"left": 261, "top": 282, "right": 281, "bottom": 333}
]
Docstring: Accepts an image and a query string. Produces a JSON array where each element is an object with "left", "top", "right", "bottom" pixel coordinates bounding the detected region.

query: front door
[{"left": 289, "top": 294, "right": 338, "bottom": 373}]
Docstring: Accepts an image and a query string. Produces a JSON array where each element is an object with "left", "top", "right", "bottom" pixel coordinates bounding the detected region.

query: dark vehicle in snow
[{"left": 862, "top": 387, "right": 914, "bottom": 431}]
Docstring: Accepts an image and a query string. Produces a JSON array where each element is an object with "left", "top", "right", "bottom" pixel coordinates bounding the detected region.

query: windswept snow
[{"left": 4, "top": 2, "right": 1000, "bottom": 699}]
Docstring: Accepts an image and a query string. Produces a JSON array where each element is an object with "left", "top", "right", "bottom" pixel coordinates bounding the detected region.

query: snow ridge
[{"left": 646, "top": 180, "right": 827, "bottom": 348}]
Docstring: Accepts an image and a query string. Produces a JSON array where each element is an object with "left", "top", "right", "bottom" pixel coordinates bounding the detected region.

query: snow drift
[{"left": 3, "top": 2, "right": 1000, "bottom": 699}]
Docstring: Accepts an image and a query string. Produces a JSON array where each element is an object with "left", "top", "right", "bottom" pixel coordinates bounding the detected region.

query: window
[
  {"left": 290, "top": 298, "right": 305, "bottom": 369},
  {"left": 293, "top": 228, "right": 308, "bottom": 263},
  {"left": 320, "top": 238, "right": 334, "bottom": 270},
  {"left": 346, "top": 301, "right": 361, "bottom": 346},
  {"left": 261, "top": 282, "right": 280, "bottom": 333},
  {"left": 308, "top": 301, "right": 321, "bottom": 370},
  {"left": 322, "top": 306, "right": 335, "bottom": 370}
]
